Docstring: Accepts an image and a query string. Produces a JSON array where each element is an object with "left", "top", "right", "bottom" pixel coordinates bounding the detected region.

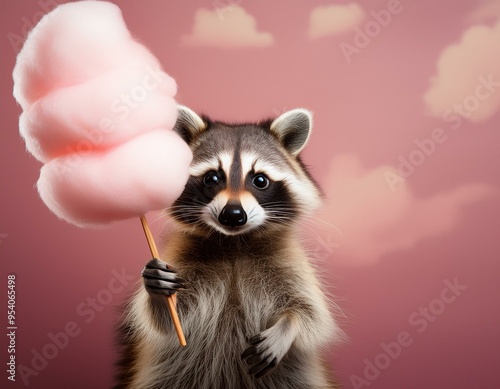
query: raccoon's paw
[
  {"left": 241, "top": 324, "right": 294, "bottom": 379},
  {"left": 141, "top": 258, "right": 186, "bottom": 296}
]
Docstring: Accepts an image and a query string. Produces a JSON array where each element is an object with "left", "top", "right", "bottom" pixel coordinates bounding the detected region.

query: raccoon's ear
[
  {"left": 270, "top": 109, "right": 313, "bottom": 155},
  {"left": 174, "top": 105, "right": 207, "bottom": 145}
]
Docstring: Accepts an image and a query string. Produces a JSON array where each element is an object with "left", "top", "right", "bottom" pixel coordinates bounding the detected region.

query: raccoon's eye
[
  {"left": 203, "top": 171, "right": 221, "bottom": 187},
  {"left": 252, "top": 174, "right": 269, "bottom": 189}
]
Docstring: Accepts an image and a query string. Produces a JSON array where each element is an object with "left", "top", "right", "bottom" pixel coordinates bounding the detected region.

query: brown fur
[{"left": 115, "top": 107, "right": 342, "bottom": 389}]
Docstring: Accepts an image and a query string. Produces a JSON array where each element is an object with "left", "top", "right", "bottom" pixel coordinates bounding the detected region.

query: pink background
[{"left": 1, "top": 1, "right": 499, "bottom": 388}]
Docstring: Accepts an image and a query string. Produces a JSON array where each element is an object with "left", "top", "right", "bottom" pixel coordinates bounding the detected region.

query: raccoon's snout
[{"left": 218, "top": 203, "right": 247, "bottom": 227}]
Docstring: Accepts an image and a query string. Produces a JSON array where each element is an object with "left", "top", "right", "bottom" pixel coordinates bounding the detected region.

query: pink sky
[{"left": 1, "top": 1, "right": 499, "bottom": 388}]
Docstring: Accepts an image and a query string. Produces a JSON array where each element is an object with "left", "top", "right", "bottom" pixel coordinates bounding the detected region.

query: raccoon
[{"left": 115, "top": 107, "right": 342, "bottom": 389}]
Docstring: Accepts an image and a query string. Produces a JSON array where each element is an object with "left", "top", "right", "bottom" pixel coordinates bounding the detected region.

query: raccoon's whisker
[
  {"left": 264, "top": 207, "right": 295, "bottom": 212},
  {"left": 148, "top": 212, "right": 168, "bottom": 226},
  {"left": 265, "top": 213, "right": 295, "bottom": 220},
  {"left": 261, "top": 201, "right": 292, "bottom": 207},
  {"left": 265, "top": 218, "right": 295, "bottom": 228},
  {"left": 266, "top": 214, "right": 291, "bottom": 220},
  {"left": 168, "top": 204, "right": 202, "bottom": 209},
  {"left": 265, "top": 210, "right": 294, "bottom": 214},
  {"left": 263, "top": 206, "right": 296, "bottom": 214},
  {"left": 167, "top": 197, "right": 208, "bottom": 210},
  {"left": 265, "top": 211, "right": 294, "bottom": 217},
  {"left": 268, "top": 220, "right": 294, "bottom": 227},
  {"left": 246, "top": 204, "right": 261, "bottom": 221},
  {"left": 309, "top": 216, "right": 339, "bottom": 229},
  {"left": 169, "top": 211, "right": 202, "bottom": 219},
  {"left": 265, "top": 212, "right": 295, "bottom": 218},
  {"left": 299, "top": 217, "right": 345, "bottom": 239},
  {"left": 263, "top": 204, "right": 295, "bottom": 210},
  {"left": 200, "top": 227, "right": 217, "bottom": 245},
  {"left": 296, "top": 221, "right": 330, "bottom": 236}
]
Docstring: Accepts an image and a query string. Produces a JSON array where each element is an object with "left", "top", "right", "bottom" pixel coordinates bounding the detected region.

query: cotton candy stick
[
  {"left": 140, "top": 216, "right": 186, "bottom": 346},
  {"left": 13, "top": 1, "right": 191, "bottom": 346}
]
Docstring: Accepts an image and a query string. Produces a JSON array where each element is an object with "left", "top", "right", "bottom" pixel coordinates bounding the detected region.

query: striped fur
[{"left": 115, "top": 108, "right": 342, "bottom": 389}]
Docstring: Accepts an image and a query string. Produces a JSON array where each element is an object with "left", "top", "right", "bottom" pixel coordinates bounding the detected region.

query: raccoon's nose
[{"left": 218, "top": 203, "right": 247, "bottom": 227}]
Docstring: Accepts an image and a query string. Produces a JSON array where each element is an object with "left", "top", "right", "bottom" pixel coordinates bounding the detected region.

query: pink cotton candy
[
  {"left": 12, "top": 1, "right": 162, "bottom": 109},
  {"left": 19, "top": 66, "right": 177, "bottom": 162},
  {"left": 13, "top": 1, "right": 192, "bottom": 227},
  {"left": 38, "top": 131, "right": 192, "bottom": 228}
]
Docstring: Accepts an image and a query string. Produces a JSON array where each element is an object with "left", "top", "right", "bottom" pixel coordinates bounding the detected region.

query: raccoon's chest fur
[
  {"left": 134, "top": 251, "right": 318, "bottom": 389},
  {"left": 178, "top": 254, "right": 288, "bottom": 337}
]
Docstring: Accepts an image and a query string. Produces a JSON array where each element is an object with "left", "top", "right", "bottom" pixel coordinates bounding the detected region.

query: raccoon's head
[{"left": 169, "top": 106, "right": 322, "bottom": 237}]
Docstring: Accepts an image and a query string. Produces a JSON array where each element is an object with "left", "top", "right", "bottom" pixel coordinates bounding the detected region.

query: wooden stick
[{"left": 140, "top": 215, "right": 187, "bottom": 347}]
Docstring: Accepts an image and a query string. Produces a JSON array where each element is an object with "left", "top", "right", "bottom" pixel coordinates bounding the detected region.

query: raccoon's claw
[
  {"left": 241, "top": 334, "right": 279, "bottom": 379},
  {"left": 142, "top": 258, "right": 186, "bottom": 296}
]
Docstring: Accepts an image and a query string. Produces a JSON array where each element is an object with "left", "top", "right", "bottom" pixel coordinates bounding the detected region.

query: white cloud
[
  {"left": 318, "top": 154, "right": 493, "bottom": 265},
  {"left": 423, "top": 21, "right": 500, "bottom": 123},
  {"left": 308, "top": 3, "right": 366, "bottom": 39},
  {"left": 181, "top": 5, "right": 274, "bottom": 48}
]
